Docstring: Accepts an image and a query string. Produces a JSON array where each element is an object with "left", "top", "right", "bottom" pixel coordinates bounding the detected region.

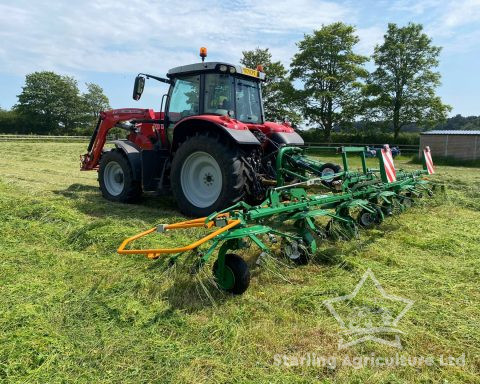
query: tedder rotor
[{"left": 117, "top": 145, "right": 440, "bottom": 294}]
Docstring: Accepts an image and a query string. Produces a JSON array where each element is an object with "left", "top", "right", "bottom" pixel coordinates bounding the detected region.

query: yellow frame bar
[{"left": 117, "top": 215, "right": 240, "bottom": 259}]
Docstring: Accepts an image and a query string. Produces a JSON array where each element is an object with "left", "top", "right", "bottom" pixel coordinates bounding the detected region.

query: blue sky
[{"left": 0, "top": 0, "right": 479, "bottom": 116}]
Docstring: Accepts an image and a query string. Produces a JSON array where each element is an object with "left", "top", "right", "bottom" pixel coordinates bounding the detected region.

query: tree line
[
  {"left": 241, "top": 22, "right": 452, "bottom": 139},
  {"left": 0, "top": 71, "right": 110, "bottom": 135}
]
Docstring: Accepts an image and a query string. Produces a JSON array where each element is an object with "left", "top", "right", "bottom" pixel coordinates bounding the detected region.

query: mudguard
[
  {"left": 222, "top": 127, "right": 261, "bottom": 144},
  {"left": 172, "top": 116, "right": 261, "bottom": 146},
  {"left": 270, "top": 131, "right": 304, "bottom": 146},
  {"left": 112, "top": 140, "right": 142, "bottom": 180}
]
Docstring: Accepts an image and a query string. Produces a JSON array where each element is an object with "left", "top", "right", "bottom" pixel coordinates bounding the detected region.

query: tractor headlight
[
  {"left": 229, "top": 66, "right": 236, "bottom": 74},
  {"left": 219, "top": 65, "right": 227, "bottom": 72}
]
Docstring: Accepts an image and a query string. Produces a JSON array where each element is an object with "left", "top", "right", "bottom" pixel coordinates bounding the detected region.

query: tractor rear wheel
[
  {"left": 98, "top": 150, "right": 142, "bottom": 202},
  {"left": 171, "top": 134, "right": 246, "bottom": 217}
]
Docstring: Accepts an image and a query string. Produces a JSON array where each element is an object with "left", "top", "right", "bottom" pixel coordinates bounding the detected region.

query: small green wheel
[
  {"left": 283, "top": 241, "right": 310, "bottom": 265},
  {"left": 213, "top": 253, "right": 250, "bottom": 294},
  {"left": 357, "top": 208, "right": 381, "bottom": 228},
  {"left": 318, "top": 163, "right": 342, "bottom": 187}
]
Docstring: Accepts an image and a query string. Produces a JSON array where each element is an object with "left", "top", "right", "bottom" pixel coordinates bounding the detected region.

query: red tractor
[{"left": 81, "top": 49, "right": 305, "bottom": 216}]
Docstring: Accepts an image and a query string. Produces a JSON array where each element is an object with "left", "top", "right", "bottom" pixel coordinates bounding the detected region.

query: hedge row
[{"left": 299, "top": 131, "right": 420, "bottom": 145}]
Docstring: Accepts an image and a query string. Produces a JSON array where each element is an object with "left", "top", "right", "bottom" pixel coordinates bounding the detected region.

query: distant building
[{"left": 419, "top": 130, "right": 480, "bottom": 160}]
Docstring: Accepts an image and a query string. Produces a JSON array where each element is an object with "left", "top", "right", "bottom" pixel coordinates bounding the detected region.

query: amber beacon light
[{"left": 200, "top": 47, "right": 208, "bottom": 62}]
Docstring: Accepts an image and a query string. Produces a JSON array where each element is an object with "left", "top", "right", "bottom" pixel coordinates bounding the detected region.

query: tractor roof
[{"left": 167, "top": 62, "right": 266, "bottom": 81}]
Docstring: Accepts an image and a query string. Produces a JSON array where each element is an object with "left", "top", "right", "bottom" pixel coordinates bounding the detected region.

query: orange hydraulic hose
[{"left": 117, "top": 217, "right": 240, "bottom": 259}]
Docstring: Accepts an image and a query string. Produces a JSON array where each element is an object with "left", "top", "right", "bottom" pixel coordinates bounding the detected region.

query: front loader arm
[{"left": 80, "top": 108, "right": 156, "bottom": 171}]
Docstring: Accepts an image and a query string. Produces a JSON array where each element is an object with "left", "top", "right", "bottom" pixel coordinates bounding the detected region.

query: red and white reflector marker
[
  {"left": 423, "top": 146, "right": 435, "bottom": 174},
  {"left": 381, "top": 144, "right": 397, "bottom": 183}
]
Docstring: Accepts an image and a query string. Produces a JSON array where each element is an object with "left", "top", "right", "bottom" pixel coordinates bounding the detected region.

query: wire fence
[
  {"left": 0, "top": 134, "right": 114, "bottom": 142},
  {"left": 0, "top": 135, "right": 420, "bottom": 154},
  {"left": 304, "top": 142, "right": 419, "bottom": 154}
]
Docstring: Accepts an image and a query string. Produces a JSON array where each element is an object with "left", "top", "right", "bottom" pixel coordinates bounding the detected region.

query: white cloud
[
  {"left": 389, "top": 0, "right": 440, "bottom": 15},
  {"left": 0, "top": 0, "right": 352, "bottom": 78},
  {"left": 421, "top": 0, "right": 480, "bottom": 53},
  {"left": 387, "top": 0, "right": 480, "bottom": 37},
  {"left": 356, "top": 26, "right": 385, "bottom": 55},
  {"left": 442, "top": 0, "right": 480, "bottom": 28}
]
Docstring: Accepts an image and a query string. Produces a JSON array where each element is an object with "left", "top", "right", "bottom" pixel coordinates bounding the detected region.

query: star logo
[{"left": 323, "top": 269, "right": 414, "bottom": 349}]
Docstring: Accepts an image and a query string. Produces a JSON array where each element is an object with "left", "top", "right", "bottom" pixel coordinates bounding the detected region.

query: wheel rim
[
  {"left": 180, "top": 151, "right": 222, "bottom": 208},
  {"left": 321, "top": 167, "right": 335, "bottom": 181},
  {"left": 360, "top": 211, "right": 375, "bottom": 227},
  {"left": 216, "top": 265, "right": 235, "bottom": 290},
  {"left": 104, "top": 161, "right": 124, "bottom": 196},
  {"left": 285, "top": 243, "right": 300, "bottom": 261}
]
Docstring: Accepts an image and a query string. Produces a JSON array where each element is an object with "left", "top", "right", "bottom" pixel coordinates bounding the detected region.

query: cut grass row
[{"left": 0, "top": 142, "right": 479, "bottom": 383}]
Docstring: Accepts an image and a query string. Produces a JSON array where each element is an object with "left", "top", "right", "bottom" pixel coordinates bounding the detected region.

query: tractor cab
[
  {"left": 133, "top": 59, "right": 267, "bottom": 143},
  {"left": 166, "top": 61, "right": 265, "bottom": 124}
]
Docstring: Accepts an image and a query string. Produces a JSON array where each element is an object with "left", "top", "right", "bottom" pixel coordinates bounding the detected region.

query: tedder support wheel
[
  {"left": 318, "top": 163, "right": 342, "bottom": 187},
  {"left": 357, "top": 207, "right": 383, "bottom": 228},
  {"left": 99, "top": 150, "right": 142, "bottom": 203},
  {"left": 283, "top": 241, "right": 310, "bottom": 265},
  {"left": 171, "top": 134, "right": 246, "bottom": 217},
  {"left": 213, "top": 253, "right": 250, "bottom": 294}
]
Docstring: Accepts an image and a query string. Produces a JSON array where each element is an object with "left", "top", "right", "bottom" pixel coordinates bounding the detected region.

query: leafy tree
[
  {"left": 367, "top": 23, "right": 451, "bottom": 139},
  {"left": 240, "top": 48, "right": 301, "bottom": 125},
  {"left": 15, "top": 71, "right": 83, "bottom": 134},
  {"left": 290, "top": 23, "right": 368, "bottom": 139},
  {"left": 82, "top": 82, "right": 110, "bottom": 120},
  {"left": 0, "top": 108, "right": 26, "bottom": 134},
  {"left": 76, "top": 82, "right": 111, "bottom": 134}
]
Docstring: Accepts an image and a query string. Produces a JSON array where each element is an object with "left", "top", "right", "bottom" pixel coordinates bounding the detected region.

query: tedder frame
[{"left": 117, "top": 145, "right": 440, "bottom": 294}]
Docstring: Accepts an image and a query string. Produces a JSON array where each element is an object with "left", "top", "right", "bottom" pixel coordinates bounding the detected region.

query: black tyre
[
  {"left": 213, "top": 253, "right": 250, "bottom": 294},
  {"left": 171, "top": 134, "right": 246, "bottom": 217},
  {"left": 283, "top": 241, "right": 310, "bottom": 265},
  {"left": 98, "top": 150, "right": 142, "bottom": 202},
  {"left": 357, "top": 206, "right": 383, "bottom": 228},
  {"left": 318, "top": 163, "right": 342, "bottom": 187},
  {"left": 357, "top": 209, "right": 376, "bottom": 228}
]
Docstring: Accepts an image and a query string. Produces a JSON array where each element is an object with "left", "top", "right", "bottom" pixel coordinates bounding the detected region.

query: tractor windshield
[
  {"left": 203, "top": 73, "right": 262, "bottom": 124},
  {"left": 234, "top": 77, "right": 262, "bottom": 124}
]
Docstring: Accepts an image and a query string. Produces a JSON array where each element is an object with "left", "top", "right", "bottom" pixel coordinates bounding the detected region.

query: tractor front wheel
[
  {"left": 98, "top": 150, "right": 142, "bottom": 202},
  {"left": 171, "top": 134, "right": 245, "bottom": 217}
]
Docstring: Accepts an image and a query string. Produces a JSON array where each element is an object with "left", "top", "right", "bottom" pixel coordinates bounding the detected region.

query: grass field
[{"left": 1, "top": 142, "right": 479, "bottom": 383}]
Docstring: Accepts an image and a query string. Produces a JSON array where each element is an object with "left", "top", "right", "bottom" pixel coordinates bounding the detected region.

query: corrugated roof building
[{"left": 419, "top": 130, "right": 480, "bottom": 160}]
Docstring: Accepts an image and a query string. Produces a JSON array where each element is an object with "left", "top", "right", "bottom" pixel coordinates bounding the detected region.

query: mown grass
[{"left": 0, "top": 142, "right": 479, "bottom": 383}]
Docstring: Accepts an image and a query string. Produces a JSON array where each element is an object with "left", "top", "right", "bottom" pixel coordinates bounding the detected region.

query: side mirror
[{"left": 133, "top": 75, "right": 145, "bottom": 100}]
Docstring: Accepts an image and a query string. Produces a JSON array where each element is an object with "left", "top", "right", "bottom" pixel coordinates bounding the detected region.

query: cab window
[
  {"left": 167, "top": 75, "right": 200, "bottom": 123},
  {"left": 204, "top": 73, "right": 235, "bottom": 117},
  {"left": 235, "top": 78, "right": 262, "bottom": 124}
]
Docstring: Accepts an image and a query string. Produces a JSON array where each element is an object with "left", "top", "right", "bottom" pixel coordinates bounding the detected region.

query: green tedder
[{"left": 118, "top": 145, "right": 440, "bottom": 294}]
